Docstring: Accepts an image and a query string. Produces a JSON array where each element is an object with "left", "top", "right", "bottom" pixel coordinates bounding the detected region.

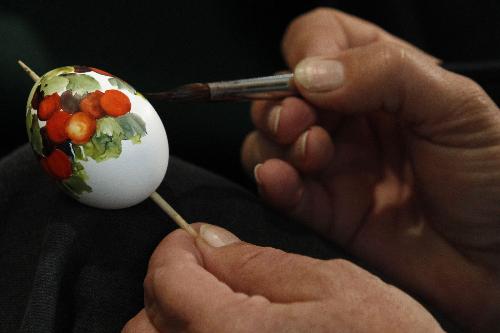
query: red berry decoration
[
  {"left": 65, "top": 112, "right": 96, "bottom": 144},
  {"left": 46, "top": 111, "right": 71, "bottom": 143},
  {"left": 100, "top": 89, "right": 131, "bottom": 117},
  {"left": 45, "top": 149, "right": 72, "bottom": 180},
  {"left": 38, "top": 93, "right": 61, "bottom": 120},
  {"left": 80, "top": 91, "right": 105, "bottom": 118},
  {"left": 40, "top": 157, "right": 54, "bottom": 177}
]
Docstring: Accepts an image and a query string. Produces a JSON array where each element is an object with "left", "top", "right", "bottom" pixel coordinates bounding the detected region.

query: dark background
[{"left": 1, "top": 0, "right": 499, "bottom": 186}]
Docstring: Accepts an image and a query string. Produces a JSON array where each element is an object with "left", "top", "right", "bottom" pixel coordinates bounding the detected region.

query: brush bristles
[{"left": 146, "top": 83, "right": 210, "bottom": 102}]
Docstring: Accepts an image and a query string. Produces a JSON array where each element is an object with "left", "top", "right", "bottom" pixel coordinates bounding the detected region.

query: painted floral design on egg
[{"left": 26, "top": 66, "right": 169, "bottom": 209}]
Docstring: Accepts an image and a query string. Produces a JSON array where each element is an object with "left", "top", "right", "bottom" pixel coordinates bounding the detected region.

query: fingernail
[
  {"left": 253, "top": 163, "right": 263, "bottom": 184},
  {"left": 298, "top": 130, "right": 309, "bottom": 158},
  {"left": 200, "top": 224, "right": 240, "bottom": 247},
  {"left": 294, "top": 57, "right": 344, "bottom": 92},
  {"left": 267, "top": 105, "right": 281, "bottom": 134}
]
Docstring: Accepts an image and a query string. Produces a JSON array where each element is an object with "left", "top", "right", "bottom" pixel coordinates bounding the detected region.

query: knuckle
[
  {"left": 455, "top": 77, "right": 491, "bottom": 111},
  {"left": 307, "top": 7, "right": 338, "bottom": 20},
  {"left": 374, "top": 41, "right": 411, "bottom": 74},
  {"left": 245, "top": 294, "right": 271, "bottom": 308},
  {"left": 317, "top": 259, "right": 378, "bottom": 301},
  {"left": 370, "top": 41, "right": 415, "bottom": 111},
  {"left": 143, "top": 266, "right": 172, "bottom": 308},
  {"left": 240, "top": 130, "right": 260, "bottom": 173},
  {"left": 143, "top": 270, "right": 155, "bottom": 294},
  {"left": 235, "top": 245, "right": 287, "bottom": 273},
  {"left": 437, "top": 73, "right": 495, "bottom": 125},
  {"left": 285, "top": 7, "right": 337, "bottom": 35},
  {"left": 322, "top": 259, "right": 361, "bottom": 281},
  {"left": 287, "top": 7, "right": 335, "bottom": 31},
  {"left": 282, "top": 7, "right": 337, "bottom": 51},
  {"left": 323, "top": 258, "right": 383, "bottom": 288},
  {"left": 327, "top": 258, "right": 356, "bottom": 270},
  {"left": 142, "top": 268, "right": 162, "bottom": 309},
  {"left": 143, "top": 268, "right": 189, "bottom": 331}
]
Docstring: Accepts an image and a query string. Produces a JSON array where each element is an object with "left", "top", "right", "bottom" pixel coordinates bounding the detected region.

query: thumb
[
  {"left": 196, "top": 224, "right": 370, "bottom": 303},
  {"left": 293, "top": 41, "right": 499, "bottom": 145}
]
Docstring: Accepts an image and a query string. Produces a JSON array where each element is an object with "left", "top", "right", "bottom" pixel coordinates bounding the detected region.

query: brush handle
[
  {"left": 208, "top": 73, "right": 297, "bottom": 100},
  {"left": 207, "top": 62, "right": 500, "bottom": 101}
]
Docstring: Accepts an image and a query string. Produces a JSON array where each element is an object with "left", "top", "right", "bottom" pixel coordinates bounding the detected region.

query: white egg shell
[
  {"left": 26, "top": 66, "right": 169, "bottom": 209},
  {"left": 79, "top": 91, "right": 169, "bottom": 209}
]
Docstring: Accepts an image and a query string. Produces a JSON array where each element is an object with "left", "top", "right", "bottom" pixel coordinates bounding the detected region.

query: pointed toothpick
[
  {"left": 18, "top": 60, "right": 197, "bottom": 237},
  {"left": 149, "top": 192, "right": 198, "bottom": 237},
  {"left": 18, "top": 60, "right": 40, "bottom": 81}
]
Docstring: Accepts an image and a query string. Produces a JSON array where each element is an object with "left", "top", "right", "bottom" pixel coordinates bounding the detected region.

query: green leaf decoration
[
  {"left": 96, "top": 116, "right": 124, "bottom": 137},
  {"left": 82, "top": 135, "right": 123, "bottom": 162},
  {"left": 65, "top": 74, "right": 101, "bottom": 95},
  {"left": 62, "top": 177, "right": 92, "bottom": 196},
  {"left": 108, "top": 77, "right": 136, "bottom": 94},
  {"left": 26, "top": 83, "right": 39, "bottom": 111},
  {"left": 26, "top": 111, "right": 33, "bottom": 142},
  {"left": 72, "top": 144, "right": 87, "bottom": 161},
  {"left": 59, "top": 182, "right": 78, "bottom": 199},
  {"left": 79, "top": 117, "right": 125, "bottom": 162},
  {"left": 43, "top": 66, "right": 74, "bottom": 80},
  {"left": 30, "top": 114, "right": 43, "bottom": 155},
  {"left": 61, "top": 161, "right": 92, "bottom": 197},
  {"left": 73, "top": 161, "right": 89, "bottom": 181},
  {"left": 116, "top": 113, "right": 147, "bottom": 144},
  {"left": 40, "top": 76, "right": 69, "bottom": 96}
]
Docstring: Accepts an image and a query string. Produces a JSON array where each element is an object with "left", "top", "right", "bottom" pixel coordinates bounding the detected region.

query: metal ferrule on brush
[{"left": 208, "top": 73, "right": 296, "bottom": 100}]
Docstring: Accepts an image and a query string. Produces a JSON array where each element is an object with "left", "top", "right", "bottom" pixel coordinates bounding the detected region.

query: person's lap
[{"left": 0, "top": 145, "right": 458, "bottom": 332}]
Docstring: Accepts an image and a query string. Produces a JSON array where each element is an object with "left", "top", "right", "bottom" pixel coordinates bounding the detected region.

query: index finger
[{"left": 282, "top": 7, "right": 439, "bottom": 68}]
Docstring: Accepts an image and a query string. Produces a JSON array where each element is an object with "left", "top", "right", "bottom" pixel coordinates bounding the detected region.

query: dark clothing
[{"left": 0, "top": 145, "right": 460, "bottom": 332}]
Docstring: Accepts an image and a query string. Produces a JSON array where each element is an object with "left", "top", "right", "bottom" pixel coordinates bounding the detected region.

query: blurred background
[{"left": 1, "top": 0, "right": 499, "bottom": 187}]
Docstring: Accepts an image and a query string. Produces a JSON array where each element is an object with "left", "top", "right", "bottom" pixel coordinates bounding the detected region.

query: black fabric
[{"left": 0, "top": 145, "right": 461, "bottom": 332}]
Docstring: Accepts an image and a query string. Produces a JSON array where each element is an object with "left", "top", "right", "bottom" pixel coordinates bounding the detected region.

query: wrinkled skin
[{"left": 124, "top": 7, "right": 500, "bottom": 333}]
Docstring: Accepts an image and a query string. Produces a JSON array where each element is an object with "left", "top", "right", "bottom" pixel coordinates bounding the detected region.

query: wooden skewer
[
  {"left": 149, "top": 192, "right": 197, "bottom": 237},
  {"left": 18, "top": 60, "right": 40, "bottom": 81},
  {"left": 18, "top": 60, "right": 198, "bottom": 237}
]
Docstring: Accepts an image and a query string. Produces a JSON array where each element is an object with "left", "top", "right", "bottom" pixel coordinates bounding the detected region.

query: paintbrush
[
  {"left": 144, "top": 61, "right": 500, "bottom": 103},
  {"left": 145, "top": 73, "right": 297, "bottom": 102}
]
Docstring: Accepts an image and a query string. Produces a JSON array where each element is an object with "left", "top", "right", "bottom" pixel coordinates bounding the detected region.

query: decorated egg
[{"left": 25, "top": 66, "right": 169, "bottom": 209}]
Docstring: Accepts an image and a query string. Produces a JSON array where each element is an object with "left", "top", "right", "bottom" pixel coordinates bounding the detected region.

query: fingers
[
  {"left": 195, "top": 225, "right": 444, "bottom": 332},
  {"left": 250, "top": 97, "right": 317, "bottom": 145},
  {"left": 196, "top": 225, "right": 355, "bottom": 303},
  {"left": 121, "top": 309, "right": 159, "bottom": 333},
  {"left": 253, "top": 159, "right": 303, "bottom": 211},
  {"left": 292, "top": 42, "right": 498, "bottom": 144},
  {"left": 253, "top": 159, "right": 333, "bottom": 233},
  {"left": 282, "top": 7, "right": 439, "bottom": 68},
  {"left": 134, "top": 224, "right": 445, "bottom": 333},
  {"left": 241, "top": 126, "right": 334, "bottom": 175},
  {"left": 143, "top": 225, "right": 277, "bottom": 332}
]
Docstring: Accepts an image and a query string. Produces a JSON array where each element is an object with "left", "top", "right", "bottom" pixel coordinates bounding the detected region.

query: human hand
[
  {"left": 241, "top": 8, "right": 500, "bottom": 331},
  {"left": 123, "top": 224, "right": 443, "bottom": 332}
]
